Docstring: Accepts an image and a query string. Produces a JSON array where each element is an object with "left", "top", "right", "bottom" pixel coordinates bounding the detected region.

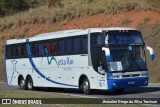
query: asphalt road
[{"left": 0, "top": 82, "right": 160, "bottom": 98}]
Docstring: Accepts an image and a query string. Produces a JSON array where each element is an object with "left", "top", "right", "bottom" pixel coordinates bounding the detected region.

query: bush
[
  {"left": 47, "top": 0, "right": 63, "bottom": 8},
  {"left": 0, "top": 0, "right": 29, "bottom": 16},
  {"left": 120, "top": 18, "right": 131, "bottom": 25},
  {"left": 146, "top": 0, "right": 160, "bottom": 8}
]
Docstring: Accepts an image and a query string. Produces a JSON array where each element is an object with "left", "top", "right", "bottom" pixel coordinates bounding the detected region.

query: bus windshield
[
  {"left": 108, "top": 46, "right": 147, "bottom": 72},
  {"left": 92, "top": 30, "right": 143, "bottom": 45},
  {"left": 107, "top": 31, "right": 143, "bottom": 44}
]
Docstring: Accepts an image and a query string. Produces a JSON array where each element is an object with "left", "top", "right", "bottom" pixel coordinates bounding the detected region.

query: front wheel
[
  {"left": 82, "top": 77, "right": 91, "bottom": 95},
  {"left": 26, "top": 76, "right": 34, "bottom": 90}
]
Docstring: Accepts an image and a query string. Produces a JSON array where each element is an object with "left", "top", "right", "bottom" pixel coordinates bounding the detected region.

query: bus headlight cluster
[
  {"left": 141, "top": 72, "right": 148, "bottom": 76},
  {"left": 108, "top": 75, "right": 120, "bottom": 79}
]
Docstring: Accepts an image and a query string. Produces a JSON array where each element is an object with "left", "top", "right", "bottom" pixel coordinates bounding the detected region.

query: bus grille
[{"left": 122, "top": 74, "right": 140, "bottom": 78}]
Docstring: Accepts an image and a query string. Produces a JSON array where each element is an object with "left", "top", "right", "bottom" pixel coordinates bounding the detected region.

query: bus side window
[
  {"left": 39, "top": 42, "right": 44, "bottom": 55},
  {"left": 66, "top": 38, "right": 71, "bottom": 53},
  {"left": 32, "top": 42, "right": 39, "bottom": 55},
  {"left": 82, "top": 36, "right": 88, "bottom": 52},
  {"left": 51, "top": 40, "right": 56, "bottom": 54},
  {"left": 44, "top": 41, "right": 51, "bottom": 54},
  {"left": 73, "top": 37, "right": 81, "bottom": 52},
  {"left": 91, "top": 33, "right": 103, "bottom": 46},
  {"left": 22, "top": 44, "right": 27, "bottom": 56},
  {"left": 6, "top": 45, "right": 11, "bottom": 59},
  {"left": 16, "top": 45, "right": 21, "bottom": 57},
  {"left": 12, "top": 45, "right": 16, "bottom": 58},
  {"left": 57, "top": 39, "right": 65, "bottom": 53},
  {"left": 17, "top": 45, "right": 22, "bottom": 57},
  {"left": 97, "top": 35, "right": 103, "bottom": 45}
]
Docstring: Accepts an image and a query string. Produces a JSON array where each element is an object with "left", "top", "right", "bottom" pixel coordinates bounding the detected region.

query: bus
[{"left": 4, "top": 27, "right": 154, "bottom": 95}]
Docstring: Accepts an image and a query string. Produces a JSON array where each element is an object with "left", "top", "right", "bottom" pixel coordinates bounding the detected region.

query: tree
[
  {"left": 6, "top": 0, "right": 29, "bottom": 11},
  {"left": 0, "top": 0, "right": 29, "bottom": 17}
]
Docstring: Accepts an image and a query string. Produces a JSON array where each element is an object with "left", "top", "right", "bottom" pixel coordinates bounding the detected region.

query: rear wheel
[
  {"left": 82, "top": 77, "right": 91, "bottom": 95},
  {"left": 26, "top": 76, "right": 34, "bottom": 90},
  {"left": 19, "top": 77, "right": 26, "bottom": 90}
]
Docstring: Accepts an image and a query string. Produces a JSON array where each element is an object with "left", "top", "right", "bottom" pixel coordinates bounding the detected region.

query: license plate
[{"left": 128, "top": 81, "right": 135, "bottom": 84}]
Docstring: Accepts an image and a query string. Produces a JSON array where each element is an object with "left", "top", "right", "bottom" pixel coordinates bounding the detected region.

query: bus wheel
[
  {"left": 26, "top": 76, "right": 34, "bottom": 90},
  {"left": 82, "top": 77, "right": 91, "bottom": 95},
  {"left": 19, "top": 77, "right": 26, "bottom": 90},
  {"left": 115, "top": 88, "right": 125, "bottom": 94}
]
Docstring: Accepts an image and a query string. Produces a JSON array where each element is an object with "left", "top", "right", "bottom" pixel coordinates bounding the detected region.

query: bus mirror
[
  {"left": 146, "top": 46, "right": 154, "bottom": 60},
  {"left": 102, "top": 47, "right": 111, "bottom": 61}
]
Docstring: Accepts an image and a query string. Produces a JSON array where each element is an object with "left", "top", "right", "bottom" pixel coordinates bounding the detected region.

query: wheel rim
[
  {"left": 28, "top": 80, "right": 33, "bottom": 89},
  {"left": 20, "top": 79, "right": 25, "bottom": 89},
  {"left": 83, "top": 80, "right": 89, "bottom": 93}
]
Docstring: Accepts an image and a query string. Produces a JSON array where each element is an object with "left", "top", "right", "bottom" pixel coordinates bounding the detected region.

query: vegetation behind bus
[{"left": 0, "top": 0, "right": 160, "bottom": 83}]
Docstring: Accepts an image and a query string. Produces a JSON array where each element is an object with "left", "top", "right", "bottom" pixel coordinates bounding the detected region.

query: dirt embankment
[
  {"left": 0, "top": 10, "right": 160, "bottom": 82},
  {"left": 0, "top": 10, "right": 159, "bottom": 39}
]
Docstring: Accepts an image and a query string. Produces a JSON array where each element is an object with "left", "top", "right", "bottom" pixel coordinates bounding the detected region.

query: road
[{"left": 0, "top": 82, "right": 160, "bottom": 98}]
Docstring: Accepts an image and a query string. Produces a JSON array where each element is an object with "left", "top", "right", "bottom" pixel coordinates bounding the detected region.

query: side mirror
[
  {"left": 146, "top": 46, "right": 154, "bottom": 60},
  {"left": 102, "top": 47, "right": 111, "bottom": 61}
]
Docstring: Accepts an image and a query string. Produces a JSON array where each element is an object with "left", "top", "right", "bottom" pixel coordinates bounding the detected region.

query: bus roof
[{"left": 6, "top": 27, "right": 138, "bottom": 45}]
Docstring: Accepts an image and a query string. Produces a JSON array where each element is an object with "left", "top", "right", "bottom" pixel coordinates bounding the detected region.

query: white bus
[{"left": 4, "top": 27, "right": 154, "bottom": 94}]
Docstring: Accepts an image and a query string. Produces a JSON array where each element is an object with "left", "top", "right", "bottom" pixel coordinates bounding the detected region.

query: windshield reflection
[{"left": 109, "top": 46, "right": 147, "bottom": 71}]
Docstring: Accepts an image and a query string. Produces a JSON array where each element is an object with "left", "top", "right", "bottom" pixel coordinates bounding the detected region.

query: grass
[
  {"left": 0, "top": 57, "right": 5, "bottom": 82},
  {"left": 119, "top": 18, "right": 131, "bottom": 25},
  {"left": 138, "top": 17, "right": 150, "bottom": 26},
  {"left": 145, "top": 0, "right": 160, "bottom": 8},
  {"left": 0, "top": 88, "right": 153, "bottom": 107},
  {"left": 0, "top": 88, "right": 75, "bottom": 98},
  {"left": 139, "top": 21, "right": 160, "bottom": 83}
]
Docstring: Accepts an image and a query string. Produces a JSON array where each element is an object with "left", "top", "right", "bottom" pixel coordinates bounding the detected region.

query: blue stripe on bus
[
  {"left": 26, "top": 39, "right": 78, "bottom": 88},
  {"left": 4, "top": 43, "right": 8, "bottom": 84},
  {"left": 106, "top": 72, "right": 112, "bottom": 89}
]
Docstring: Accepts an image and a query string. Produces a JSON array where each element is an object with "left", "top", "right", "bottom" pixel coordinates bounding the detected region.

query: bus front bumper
[{"left": 107, "top": 77, "right": 148, "bottom": 90}]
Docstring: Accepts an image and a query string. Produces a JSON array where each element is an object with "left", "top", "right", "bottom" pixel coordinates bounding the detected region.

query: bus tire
[
  {"left": 82, "top": 77, "right": 91, "bottom": 95},
  {"left": 26, "top": 76, "right": 34, "bottom": 90},
  {"left": 19, "top": 77, "right": 26, "bottom": 90}
]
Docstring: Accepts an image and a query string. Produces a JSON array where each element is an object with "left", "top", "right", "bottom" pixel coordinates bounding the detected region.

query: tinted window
[
  {"left": 39, "top": 42, "right": 44, "bottom": 55},
  {"left": 17, "top": 45, "right": 21, "bottom": 56},
  {"left": 6, "top": 45, "right": 12, "bottom": 58},
  {"left": 108, "top": 31, "right": 143, "bottom": 44},
  {"left": 51, "top": 40, "right": 56, "bottom": 54},
  {"left": 44, "top": 41, "right": 51, "bottom": 54},
  {"left": 91, "top": 33, "right": 103, "bottom": 46},
  {"left": 21, "top": 44, "right": 27, "bottom": 56},
  {"left": 32, "top": 42, "right": 39, "bottom": 55},
  {"left": 97, "top": 35, "right": 103, "bottom": 45},
  {"left": 58, "top": 39, "right": 65, "bottom": 53},
  {"left": 66, "top": 38, "right": 72, "bottom": 52},
  {"left": 14, "top": 45, "right": 18, "bottom": 57},
  {"left": 82, "top": 37, "right": 88, "bottom": 52},
  {"left": 73, "top": 38, "right": 81, "bottom": 52}
]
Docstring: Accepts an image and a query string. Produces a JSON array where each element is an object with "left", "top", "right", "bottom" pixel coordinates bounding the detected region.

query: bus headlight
[
  {"left": 108, "top": 75, "right": 120, "bottom": 79},
  {"left": 141, "top": 72, "right": 148, "bottom": 76}
]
